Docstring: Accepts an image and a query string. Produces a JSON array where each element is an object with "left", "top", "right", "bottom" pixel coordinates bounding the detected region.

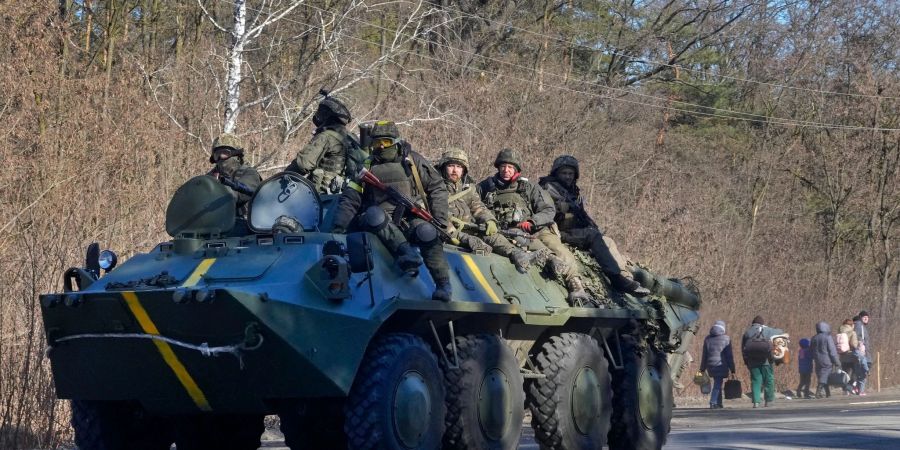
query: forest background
[{"left": 1, "top": 0, "right": 898, "bottom": 447}]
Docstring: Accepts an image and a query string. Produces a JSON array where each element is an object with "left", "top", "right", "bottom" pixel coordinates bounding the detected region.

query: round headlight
[{"left": 98, "top": 250, "right": 118, "bottom": 271}]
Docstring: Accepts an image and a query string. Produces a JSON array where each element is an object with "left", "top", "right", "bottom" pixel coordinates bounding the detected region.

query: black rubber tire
[
  {"left": 344, "top": 333, "right": 446, "bottom": 450},
  {"left": 526, "top": 333, "right": 612, "bottom": 450},
  {"left": 173, "top": 413, "right": 265, "bottom": 450},
  {"left": 278, "top": 399, "right": 347, "bottom": 449},
  {"left": 71, "top": 400, "right": 173, "bottom": 450},
  {"left": 442, "top": 334, "right": 524, "bottom": 450},
  {"left": 608, "top": 340, "right": 674, "bottom": 450}
]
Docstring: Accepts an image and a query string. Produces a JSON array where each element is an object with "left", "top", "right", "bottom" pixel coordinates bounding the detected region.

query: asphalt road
[{"left": 260, "top": 390, "right": 900, "bottom": 449}]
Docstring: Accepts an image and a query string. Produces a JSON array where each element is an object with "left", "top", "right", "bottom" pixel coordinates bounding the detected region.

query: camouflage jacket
[
  {"left": 332, "top": 144, "right": 448, "bottom": 230},
  {"left": 286, "top": 126, "right": 351, "bottom": 194},
  {"left": 538, "top": 175, "right": 596, "bottom": 232},
  {"left": 476, "top": 175, "right": 556, "bottom": 229},
  {"left": 444, "top": 177, "right": 496, "bottom": 225},
  {"left": 206, "top": 165, "right": 262, "bottom": 218}
]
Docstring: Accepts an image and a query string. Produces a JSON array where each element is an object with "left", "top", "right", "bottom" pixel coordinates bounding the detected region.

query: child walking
[{"left": 796, "top": 338, "right": 813, "bottom": 399}]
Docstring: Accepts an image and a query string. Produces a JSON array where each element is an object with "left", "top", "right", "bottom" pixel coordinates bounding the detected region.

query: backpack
[
  {"left": 338, "top": 131, "right": 368, "bottom": 180},
  {"left": 743, "top": 327, "right": 771, "bottom": 363},
  {"left": 835, "top": 332, "right": 850, "bottom": 353}
]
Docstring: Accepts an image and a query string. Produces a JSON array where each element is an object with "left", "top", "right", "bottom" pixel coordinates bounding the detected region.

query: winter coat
[
  {"left": 810, "top": 321, "right": 841, "bottom": 382},
  {"left": 837, "top": 324, "right": 859, "bottom": 352},
  {"left": 699, "top": 321, "right": 735, "bottom": 378},
  {"left": 797, "top": 338, "right": 813, "bottom": 374},
  {"left": 741, "top": 323, "right": 784, "bottom": 367}
]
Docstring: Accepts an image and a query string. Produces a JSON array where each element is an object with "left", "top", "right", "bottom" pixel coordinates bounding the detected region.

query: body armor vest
[
  {"left": 483, "top": 180, "right": 531, "bottom": 226},
  {"left": 366, "top": 158, "right": 417, "bottom": 215}
]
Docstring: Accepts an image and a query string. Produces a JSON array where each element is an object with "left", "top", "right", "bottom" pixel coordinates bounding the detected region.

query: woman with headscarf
[{"left": 700, "top": 320, "right": 736, "bottom": 408}]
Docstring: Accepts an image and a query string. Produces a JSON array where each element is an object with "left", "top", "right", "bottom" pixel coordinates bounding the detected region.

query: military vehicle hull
[{"left": 40, "top": 173, "right": 700, "bottom": 450}]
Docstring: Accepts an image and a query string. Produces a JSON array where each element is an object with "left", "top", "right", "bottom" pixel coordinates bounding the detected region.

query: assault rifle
[
  {"left": 570, "top": 201, "right": 598, "bottom": 229},
  {"left": 357, "top": 168, "right": 450, "bottom": 238},
  {"left": 452, "top": 218, "right": 537, "bottom": 241},
  {"left": 220, "top": 175, "right": 256, "bottom": 196}
]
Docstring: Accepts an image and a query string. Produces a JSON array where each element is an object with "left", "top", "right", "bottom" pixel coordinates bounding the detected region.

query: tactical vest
[
  {"left": 482, "top": 179, "right": 531, "bottom": 226},
  {"left": 365, "top": 157, "right": 419, "bottom": 216},
  {"left": 446, "top": 180, "right": 475, "bottom": 222}
]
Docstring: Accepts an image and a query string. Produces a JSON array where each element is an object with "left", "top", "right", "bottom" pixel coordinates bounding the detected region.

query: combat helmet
[
  {"left": 551, "top": 154, "right": 579, "bottom": 179},
  {"left": 314, "top": 89, "right": 352, "bottom": 126},
  {"left": 369, "top": 120, "right": 400, "bottom": 140},
  {"left": 437, "top": 147, "right": 469, "bottom": 173},
  {"left": 210, "top": 133, "right": 245, "bottom": 163},
  {"left": 493, "top": 148, "right": 521, "bottom": 172}
]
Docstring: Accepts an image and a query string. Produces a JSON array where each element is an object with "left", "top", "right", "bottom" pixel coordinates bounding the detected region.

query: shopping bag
[
  {"left": 700, "top": 381, "right": 711, "bottom": 394},
  {"left": 724, "top": 378, "right": 742, "bottom": 399},
  {"left": 828, "top": 369, "right": 850, "bottom": 387}
]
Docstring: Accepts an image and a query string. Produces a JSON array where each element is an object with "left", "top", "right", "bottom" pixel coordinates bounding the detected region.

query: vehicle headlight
[{"left": 98, "top": 250, "right": 118, "bottom": 272}]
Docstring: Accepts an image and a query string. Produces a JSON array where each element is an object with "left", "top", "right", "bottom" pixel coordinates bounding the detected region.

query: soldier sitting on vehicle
[
  {"left": 539, "top": 155, "right": 650, "bottom": 296},
  {"left": 331, "top": 121, "right": 453, "bottom": 302},
  {"left": 477, "top": 149, "right": 592, "bottom": 305},
  {"left": 436, "top": 148, "right": 550, "bottom": 273},
  {"left": 286, "top": 90, "right": 364, "bottom": 194},
  {"left": 207, "top": 133, "right": 263, "bottom": 224}
]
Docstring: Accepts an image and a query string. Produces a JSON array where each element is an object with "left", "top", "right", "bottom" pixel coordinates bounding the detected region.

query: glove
[
  {"left": 517, "top": 220, "right": 534, "bottom": 233},
  {"left": 484, "top": 220, "right": 498, "bottom": 236},
  {"left": 450, "top": 217, "right": 466, "bottom": 228}
]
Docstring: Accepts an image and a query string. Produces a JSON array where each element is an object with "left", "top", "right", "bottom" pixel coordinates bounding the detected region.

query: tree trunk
[{"left": 224, "top": 0, "right": 246, "bottom": 134}]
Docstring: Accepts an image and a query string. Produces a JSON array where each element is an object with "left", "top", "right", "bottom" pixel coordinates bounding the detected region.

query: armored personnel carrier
[{"left": 40, "top": 172, "right": 700, "bottom": 450}]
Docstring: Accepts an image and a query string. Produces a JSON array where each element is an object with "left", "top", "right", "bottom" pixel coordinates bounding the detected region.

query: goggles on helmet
[
  {"left": 373, "top": 137, "right": 397, "bottom": 149},
  {"left": 212, "top": 148, "right": 234, "bottom": 162}
]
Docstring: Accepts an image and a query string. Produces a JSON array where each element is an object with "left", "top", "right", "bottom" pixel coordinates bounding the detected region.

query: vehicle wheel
[
  {"left": 442, "top": 334, "right": 524, "bottom": 450},
  {"left": 173, "top": 413, "right": 265, "bottom": 450},
  {"left": 278, "top": 399, "right": 346, "bottom": 449},
  {"left": 608, "top": 339, "right": 673, "bottom": 450},
  {"left": 71, "top": 400, "right": 173, "bottom": 450},
  {"left": 526, "top": 333, "right": 611, "bottom": 450},
  {"left": 344, "top": 333, "right": 445, "bottom": 450}
]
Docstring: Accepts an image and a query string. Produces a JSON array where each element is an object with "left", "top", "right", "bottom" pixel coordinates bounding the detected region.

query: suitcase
[{"left": 724, "top": 378, "right": 742, "bottom": 399}]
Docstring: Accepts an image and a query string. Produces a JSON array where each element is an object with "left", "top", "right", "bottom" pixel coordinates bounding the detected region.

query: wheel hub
[
  {"left": 571, "top": 366, "right": 602, "bottom": 435},
  {"left": 393, "top": 370, "right": 431, "bottom": 448},
  {"left": 478, "top": 368, "right": 513, "bottom": 441},
  {"left": 637, "top": 365, "right": 661, "bottom": 429}
]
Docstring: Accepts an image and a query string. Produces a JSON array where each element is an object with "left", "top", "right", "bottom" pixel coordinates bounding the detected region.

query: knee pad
[
  {"left": 412, "top": 222, "right": 439, "bottom": 245},
  {"left": 361, "top": 206, "right": 388, "bottom": 231}
]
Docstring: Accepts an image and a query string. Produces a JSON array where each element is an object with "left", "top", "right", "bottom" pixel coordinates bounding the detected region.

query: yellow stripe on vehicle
[
  {"left": 122, "top": 291, "right": 212, "bottom": 411},
  {"left": 461, "top": 254, "right": 502, "bottom": 304},
  {"left": 181, "top": 258, "right": 216, "bottom": 287}
]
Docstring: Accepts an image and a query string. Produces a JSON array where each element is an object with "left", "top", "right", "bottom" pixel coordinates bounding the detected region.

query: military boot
[
  {"left": 395, "top": 243, "right": 423, "bottom": 277},
  {"left": 432, "top": 279, "right": 452, "bottom": 302},
  {"left": 565, "top": 276, "right": 594, "bottom": 307},
  {"left": 510, "top": 248, "right": 550, "bottom": 273},
  {"left": 610, "top": 273, "right": 651, "bottom": 296}
]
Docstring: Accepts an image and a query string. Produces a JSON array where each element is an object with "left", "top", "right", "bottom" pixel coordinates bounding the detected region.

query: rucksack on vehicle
[
  {"left": 835, "top": 332, "right": 850, "bottom": 353},
  {"left": 743, "top": 327, "right": 771, "bottom": 363}
]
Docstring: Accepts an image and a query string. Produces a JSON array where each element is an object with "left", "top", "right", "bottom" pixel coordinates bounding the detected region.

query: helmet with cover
[
  {"left": 493, "top": 148, "right": 522, "bottom": 172},
  {"left": 210, "top": 133, "right": 245, "bottom": 163},
  {"left": 550, "top": 154, "right": 579, "bottom": 179},
  {"left": 437, "top": 147, "right": 469, "bottom": 174},
  {"left": 313, "top": 89, "right": 352, "bottom": 127}
]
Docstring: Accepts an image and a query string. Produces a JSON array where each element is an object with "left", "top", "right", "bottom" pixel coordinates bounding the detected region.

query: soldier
[
  {"left": 207, "top": 133, "right": 262, "bottom": 221},
  {"left": 539, "top": 155, "right": 650, "bottom": 296},
  {"left": 477, "top": 149, "right": 591, "bottom": 305},
  {"left": 331, "top": 121, "right": 453, "bottom": 302},
  {"left": 436, "top": 148, "right": 549, "bottom": 273},
  {"left": 286, "top": 90, "right": 361, "bottom": 194}
]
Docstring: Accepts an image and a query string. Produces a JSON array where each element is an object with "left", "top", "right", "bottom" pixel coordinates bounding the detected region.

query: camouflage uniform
[
  {"left": 539, "top": 155, "right": 649, "bottom": 295},
  {"left": 286, "top": 94, "right": 362, "bottom": 194},
  {"left": 332, "top": 121, "right": 452, "bottom": 301},
  {"left": 436, "top": 149, "right": 547, "bottom": 273},
  {"left": 477, "top": 149, "right": 591, "bottom": 304},
  {"left": 207, "top": 133, "right": 262, "bottom": 220}
]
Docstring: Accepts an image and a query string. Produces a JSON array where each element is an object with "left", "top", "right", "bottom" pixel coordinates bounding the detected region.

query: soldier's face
[
  {"left": 557, "top": 167, "right": 576, "bottom": 186},
  {"left": 212, "top": 148, "right": 233, "bottom": 162},
  {"left": 445, "top": 163, "right": 464, "bottom": 182},
  {"left": 497, "top": 163, "right": 517, "bottom": 181}
]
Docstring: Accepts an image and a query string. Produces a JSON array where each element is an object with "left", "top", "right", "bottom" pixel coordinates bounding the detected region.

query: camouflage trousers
[
  {"left": 371, "top": 218, "right": 450, "bottom": 284},
  {"left": 562, "top": 227, "right": 632, "bottom": 278},
  {"left": 511, "top": 226, "right": 579, "bottom": 279}
]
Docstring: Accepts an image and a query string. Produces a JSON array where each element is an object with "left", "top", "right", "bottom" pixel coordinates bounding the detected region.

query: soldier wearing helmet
[
  {"left": 331, "top": 121, "right": 453, "bottom": 302},
  {"left": 539, "top": 155, "right": 649, "bottom": 296},
  {"left": 286, "top": 90, "right": 362, "bottom": 194},
  {"left": 207, "top": 133, "right": 262, "bottom": 221},
  {"left": 436, "top": 148, "right": 550, "bottom": 273},
  {"left": 477, "top": 149, "right": 592, "bottom": 306}
]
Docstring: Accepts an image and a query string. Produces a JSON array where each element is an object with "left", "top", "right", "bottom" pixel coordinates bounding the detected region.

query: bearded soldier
[
  {"left": 286, "top": 91, "right": 362, "bottom": 194},
  {"left": 331, "top": 121, "right": 452, "bottom": 302},
  {"left": 436, "top": 148, "right": 549, "bottom": 273},
  {"left": 207, "top": 133, "right": 262, "bottom": 221},
  {"left": 477, "top": 149, "right": 591, "bottom": 305},
  {"left": 539, "top": 155, "right": 650, "bottom": 296}
]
